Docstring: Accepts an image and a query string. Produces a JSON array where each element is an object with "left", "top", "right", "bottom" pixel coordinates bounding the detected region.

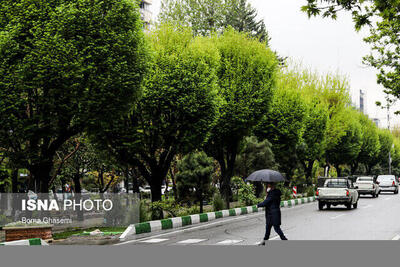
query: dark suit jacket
[{"left": 257, "top": 189, "right": 282, "bottom": 226}]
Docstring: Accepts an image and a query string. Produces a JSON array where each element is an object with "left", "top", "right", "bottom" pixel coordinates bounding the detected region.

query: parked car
[
  {"left": 316, "top": 177, "right": 359, "bottom": 210},
  {"left": 377, "top": 175, "right": 399, "bottom": 194},
  {"left": 354, "top": 176, "right": 380, "bottom": 198}
]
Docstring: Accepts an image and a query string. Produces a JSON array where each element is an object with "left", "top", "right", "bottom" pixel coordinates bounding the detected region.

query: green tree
[
  {"left": 274, "top": 67, "right": 329, "bottom": 184},
  {"left": 391, "top": 138, "right": 400, "bottom": 175},
  {"left": 326, "top": 109, "right": 363, "bottom": 176},
  {"left": 235, "top": 136, "right": 276, "bottom": 178},
  {"left": 224, "top": 0, "right": 269, "bottom": 42},
  {"left": 159, "top": 0, "right": 225, "bottom": 35},
  {"left": 159, "top": 0, "right": 269, "bottom": 42},
  {"left": 298, "top": 102, "right": 328, "bottom": 184},
  {"left": 301, "top": 0, "right": 397, "bottom": 30},
  {"left": 0, "top": 0, "right": 146, "bottom": 192},
  {"left": 176, "top": 151, "right": 214, "bottom": 213},
  {"left": 255, "top": 77, "right": 308, "bottom": 180},
  {"left": 95, "top": 25, "right": 221, "bottom": 216},
  {"left": 376, "top": 129, "right": 394, "bottom": 174},
  {"left": 350, "top": 113, "right": 380, "bottom": 175},
  {"left": 205, "top": 29, "right": 278, "bottom": 208},
  {"left": 302, "top": 1, "right": 400, "bottom": 100},
  {"left": 317, "top": 74, "right": 352, "bottom": 175},
  {"left": 235, "top": 136, "right": 276, "bottom": 197}
]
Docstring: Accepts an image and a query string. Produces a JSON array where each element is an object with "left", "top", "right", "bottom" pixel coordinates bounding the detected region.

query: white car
[
  {"left": 316, "top": 178, "right": 359, "bottom": 210},
  {"left": 377, "top": 175, "right": 399, "bottom": 194},
  {"left": 354, "top": 176, "right": 380, "bottom": 198}
]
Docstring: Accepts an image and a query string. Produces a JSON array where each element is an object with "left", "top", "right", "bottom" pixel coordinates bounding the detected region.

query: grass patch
[{"left": 52, "top": 227, "right": 126, "bottom": 240}]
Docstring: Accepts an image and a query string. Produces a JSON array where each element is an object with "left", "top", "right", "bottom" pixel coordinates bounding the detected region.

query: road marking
[
  {"left": 330, "top": 214, "right": 346, "bottom": 220},
  {"left": 116, "top": 202, "right": 315, "bottom": 246},
  {"left": 384, "top": 197, "right": 391, "bottom": 201},
  {"left": 176, "top": 239, "right": 207, "bottom": 244},
  {"left": 140, "top": 238, "right": 169, "bottom": 244},
  {"left": 391, "top": 235, "right": 400, "bottom": 241},
  {"left": 269, "top": 235, "right": 280, "bottom": 240},
  {"left": 362, "top": 205, "right": 373, "bottom": 209},
  {"left": 216, "top": 239, "right": 243, "bottom": 245}
]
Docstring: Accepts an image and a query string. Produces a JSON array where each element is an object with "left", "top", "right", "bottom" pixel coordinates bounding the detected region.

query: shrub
[
  {"left": 212, "top": 192, "right": 224, "bottom": 211},
  {"left": 150, "top": 198, "right": 180, "bottom": 218},
  {"left": 304, "top": 185, "right": 316, "bottom": 197},
  {"left": 140, "top": 200, "right": 150, "bottom": 223},
  {"left": 238, "top": 183, "right": 257, "bottom": 206}
]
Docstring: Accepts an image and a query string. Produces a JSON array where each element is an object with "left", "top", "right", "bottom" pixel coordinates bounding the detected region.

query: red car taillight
[
  {"left": 393, "top": 181, "right": 396, "bottom": 186},
  {"left": 346, "top": 190, "right": 350, "bottom": 196},
  {"left": 316, "top": 190, "right": 319, "bottom": 196}
]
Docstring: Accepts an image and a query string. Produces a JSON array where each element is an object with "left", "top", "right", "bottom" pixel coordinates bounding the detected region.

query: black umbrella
[{"left": 245, "top": 169, "right": 287, "bottom": 183}]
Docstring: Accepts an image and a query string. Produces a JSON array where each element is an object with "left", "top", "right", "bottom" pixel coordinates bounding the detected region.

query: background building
[
  {"left": 140, "top": 0, "right": 152, "bottom": 30},
  {"left": 360, "top": 89, "right": 365, "bottom": 114}
]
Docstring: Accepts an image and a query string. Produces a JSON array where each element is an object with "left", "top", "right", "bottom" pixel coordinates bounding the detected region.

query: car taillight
[
  {"left": 346, "top": 190, "right": 349, "bottom": 196},
  {"left": 393, "top": 181, "right": 396, "bottom": 186},
  {"left": 316, "top": 190, "right": 319, "bottom": 196}
]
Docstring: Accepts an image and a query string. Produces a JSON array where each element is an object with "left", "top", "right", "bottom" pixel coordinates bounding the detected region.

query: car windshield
[
  {"left": 324, "top": 179, "right": 348, "bottom": 188},
  {"left": 377, "top": 175, "right": 395, "bottom": 181},
  {"left": 357, "top": 177, "right": 373, "bottom": 182}
]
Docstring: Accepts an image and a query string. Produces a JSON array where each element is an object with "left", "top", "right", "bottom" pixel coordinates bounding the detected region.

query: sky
[{"left": 149, "top": 0, "right": 400, "bottom": 128}]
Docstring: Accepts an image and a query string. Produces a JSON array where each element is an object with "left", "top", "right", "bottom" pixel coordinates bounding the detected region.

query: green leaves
[
  {"left": 0, "top": 0, "right": 146, "bottom": 191},
  {"left": 159, "top": 0, "right": 270, "bottom": 43}
]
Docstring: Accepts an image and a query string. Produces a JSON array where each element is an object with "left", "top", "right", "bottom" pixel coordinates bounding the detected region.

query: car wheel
[
  {"left": 318, "top": 202, "right": 324, "bottom": 210},
  {"left": 326, "top": 204, "right": 331, "bottom": 209},
  {"left": 346, "top": 203, "right": 352, "bottom": 210},
  {"left": 353, "top": 202, "right": 358, "bottom": 209}
]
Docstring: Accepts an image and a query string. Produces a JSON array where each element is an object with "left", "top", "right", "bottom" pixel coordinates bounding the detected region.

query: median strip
[
  {"left": 0, "top": 238, "right": 49, "bottom": 246},
  {"left": 119, "top": 196, "right": 316, "bottom": 240}
]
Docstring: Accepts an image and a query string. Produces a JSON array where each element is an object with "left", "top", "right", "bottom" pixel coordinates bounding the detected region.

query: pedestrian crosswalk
[
  {"left": 140, "top": 238, "right": 169, "bottom": 243},
  {"left": 215, "top": 239, "right": 243, "bottom": 245},
  {"left": 136, "top": 238, "right": 258, "bottom": 245},
  {"left": 176, "top": 239, "right": 207, "bottom": 244}
]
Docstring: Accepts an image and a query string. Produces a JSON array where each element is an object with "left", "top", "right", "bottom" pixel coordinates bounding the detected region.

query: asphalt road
[{"left": 117, "top": 192, "right": 400, "bottom": 246}]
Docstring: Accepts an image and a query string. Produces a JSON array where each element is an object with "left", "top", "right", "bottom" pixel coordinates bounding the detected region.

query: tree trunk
[
  {"left": 73, "top": 173, "right": 84, "bottom": 222},
  {"left": 305, "top": 162, "right": 314, "bottom": 186},
  {"left": 351, "top": 162, "right": 359, "bottom": 175},
  {"left": 124, "top": 167, "right": 130, "bottom": 194},
  {"left": 131, "top": 168, "right": 140, "bottom": 194},
  {"left": 199, "top": 186, "right": 203, "bottom": 214},
  {"left": 11, "top": 169, "right": 18, "bottom": 193},
  {"left": 366, "top": 164, "right": 373, "bottom": 175},
  {"left": 335, "top": 164, "right": 342, "bottom": 177},
  {"left": 30, "top": 163, "right": 53, "bottom": 193},
  {"left": 150, "top": 175, "right": 163, "bottom": 220},
  {"left": 170, "top": 168, "right": 178, "bottom": 199}
]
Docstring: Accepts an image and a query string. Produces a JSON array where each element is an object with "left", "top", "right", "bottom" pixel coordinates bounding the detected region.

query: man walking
[{"left": 257, "top": 182, "right": 288, "bottom": 245}]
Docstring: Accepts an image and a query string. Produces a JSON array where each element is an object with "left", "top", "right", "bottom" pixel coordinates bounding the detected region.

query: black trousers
[{"left": 264, "top": 223, "right": 287, "bottom": 240}]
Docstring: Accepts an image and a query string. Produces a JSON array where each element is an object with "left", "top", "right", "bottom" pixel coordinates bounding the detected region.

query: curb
[
  {"left": 0, "top": 238, "right": 49, "bottom": 246},
  {"left": 120, "top": 196, "right": 316, "bottom": 240}
]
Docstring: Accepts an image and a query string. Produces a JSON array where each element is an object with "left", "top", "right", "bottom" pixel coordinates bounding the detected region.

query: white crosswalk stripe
[
  {"left": 140, "top": 238, "right": 169, "bottom": 244},
  {"left": 216, "top": 239, "right": 243, "bottom": 245},
  {"left": 391, "top": 235, "right": 400, "bottom": 240},
  {"left": 176, "top": 239, "right": 207, "bottom": 244}
]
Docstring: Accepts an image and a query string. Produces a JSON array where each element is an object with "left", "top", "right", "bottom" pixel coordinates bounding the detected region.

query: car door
[{"left": 348, "top": 180, "right": 358, "bottom": 203}]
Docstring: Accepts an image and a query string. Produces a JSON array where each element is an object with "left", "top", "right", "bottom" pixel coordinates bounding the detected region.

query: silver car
[
  {"left": 377, "top": 175, "right": 399, "bottom": 194},
  {"left": 354, "top": 176, "right": 380, "bottom": 198}
]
